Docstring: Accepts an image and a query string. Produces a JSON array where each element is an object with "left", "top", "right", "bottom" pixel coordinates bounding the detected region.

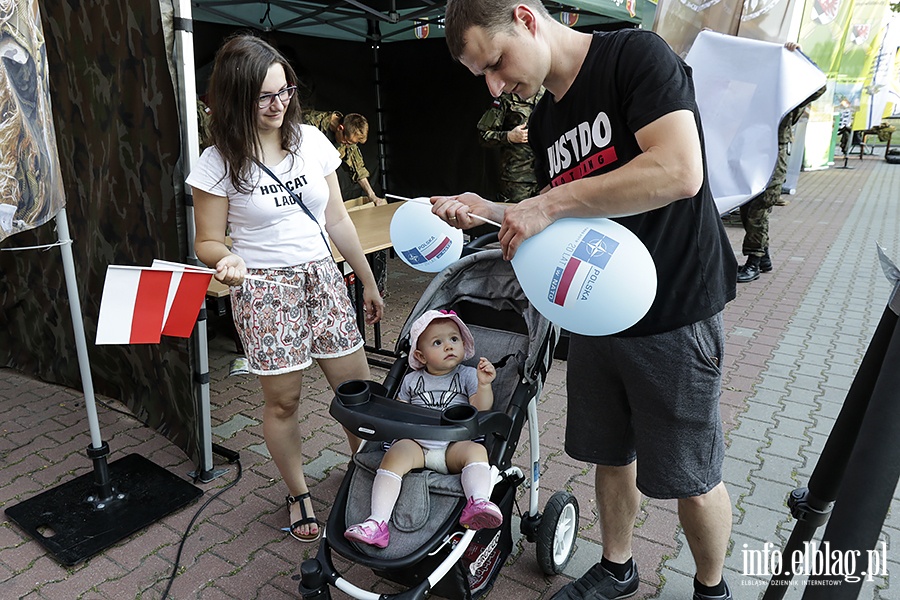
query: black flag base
[
  {"left": 835, "top": 153, "right": 854, "bottom": 169},
  {"left": 5, "top": 449, "right": 202, "bottom": 566}
]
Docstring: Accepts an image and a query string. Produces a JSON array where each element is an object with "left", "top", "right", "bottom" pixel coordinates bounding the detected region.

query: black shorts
[{"left": 565, "top": 313, "right": 726, "bottom": 499}]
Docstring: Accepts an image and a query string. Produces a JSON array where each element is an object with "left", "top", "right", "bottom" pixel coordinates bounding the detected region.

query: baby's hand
[{"left": 476, "top": 357, "right": 496, "bottom": 384}]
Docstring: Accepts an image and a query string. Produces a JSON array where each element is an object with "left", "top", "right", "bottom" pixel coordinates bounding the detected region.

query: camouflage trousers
[
  {"left": 739, "top": 195, "right": 774, "bottom": 257},
  {"left": 498, "top": 180, "right": 540, "bottom": 203},
  {"left": 740, "top": 141, "right": 789, "bottom": 256}
]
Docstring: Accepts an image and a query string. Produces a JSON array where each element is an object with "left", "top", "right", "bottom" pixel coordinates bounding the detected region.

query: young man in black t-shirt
[{"left": 432, "top": 1, "right": 738, "bottom": 599}]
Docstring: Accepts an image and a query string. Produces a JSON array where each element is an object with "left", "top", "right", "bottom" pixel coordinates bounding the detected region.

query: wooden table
[
  {"left": 331, "top": 202, "right": 401, "bottom": 262},
  {"left": 854, "top": 128, "right": 893, "bottom": 160},
  {"left": 332, "top": 202, "right": 402, "bottom": 366}
]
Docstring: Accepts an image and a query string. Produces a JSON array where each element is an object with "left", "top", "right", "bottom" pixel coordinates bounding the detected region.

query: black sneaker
[
  {"left": 692, "top": 580, "right": 732, "bottom": 600},
  {"left": 551, "top": 562, "right": 639, "bottom": 600}
]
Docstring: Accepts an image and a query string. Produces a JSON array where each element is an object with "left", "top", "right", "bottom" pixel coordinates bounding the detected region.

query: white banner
[{"left": 686, "top": 31, "right": 827, "bottom": 214}]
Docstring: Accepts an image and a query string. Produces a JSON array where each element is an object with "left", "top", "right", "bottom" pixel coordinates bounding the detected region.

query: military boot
[
  {"left": 759, "top": 249, "right": 773, "bottom": 273},
  {"left": 737, "top": 256, "right": 762, "bottom": 283}
]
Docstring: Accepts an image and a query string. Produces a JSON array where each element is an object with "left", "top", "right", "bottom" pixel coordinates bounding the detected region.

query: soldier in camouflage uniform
[
  {"left": 303, "top": 110, "right": 385, "bottom": 206},
  {"left": 197, "top": 98, "right": 212, "bottom": 151},
  {"left": 737, "top": 112, "right": 794, "bottom": 283},
  {"left": 304, "top": 109, "right": 387, "bottom": 295},
  {"left": 476, "top": 88, "right": 544, "bottom": 203},
  {"left": 737, "top": 42, "right": 821, "bottom": 284}
]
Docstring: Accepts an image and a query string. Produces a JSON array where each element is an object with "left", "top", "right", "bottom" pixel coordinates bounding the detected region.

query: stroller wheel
[{"left": 536, "top": 491, "right": 579, "bottom": 575}]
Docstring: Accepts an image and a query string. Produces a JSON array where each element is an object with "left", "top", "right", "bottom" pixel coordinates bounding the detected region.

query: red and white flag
[
  {"left": 151, "top": 260, "right": 216, "bottom": 338},
  {"left": 96, "top": 262, "right": 214, "bottom": 345}
]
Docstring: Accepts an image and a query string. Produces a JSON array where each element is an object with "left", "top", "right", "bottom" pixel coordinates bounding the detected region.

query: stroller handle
[{"left": 331, "top": 380, "right": 513, "bottom": 442}]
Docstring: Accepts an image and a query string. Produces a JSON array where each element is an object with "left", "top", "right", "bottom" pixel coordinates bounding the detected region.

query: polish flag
[
  {"left": 96, "top": 266, "right": 173, "bottom": 344},
  {"left": 96, "top": 262, "right": 214, "bottom": 345},
  {"left": 547, "top": 228, "right": 619, "bottom": 307},
  {"left": 151, "top": 260, "right": 215, "bottom": 338}
]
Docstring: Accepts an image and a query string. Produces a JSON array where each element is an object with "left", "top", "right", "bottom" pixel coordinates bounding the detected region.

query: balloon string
[
  {"left": 384, "top": 194, "right": 502, "bottom": 228},
  {"left": 216, "top": 273, "right": 304, "bottom": 290},
  {"left": 244, "top": 275, "right": 303, "bottom": 290},
  {"left": 148, "top": 262, "right": 301, "bottom": 290}
]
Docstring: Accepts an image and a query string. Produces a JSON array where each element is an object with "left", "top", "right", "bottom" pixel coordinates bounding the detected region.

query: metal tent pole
[
  {"left": 763, "top": 249, "right": 900, "bottom": 598},
  {"left": 172, "top": 0, "right": 224, "bottom": 481},
  {"left": 371, "top": 24, "right": 388, "bottom": 194}
]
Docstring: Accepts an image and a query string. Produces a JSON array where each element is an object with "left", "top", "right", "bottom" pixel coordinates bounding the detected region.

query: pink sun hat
[{"left": 408, "top": 309, "right": 476, "bottom": 370}]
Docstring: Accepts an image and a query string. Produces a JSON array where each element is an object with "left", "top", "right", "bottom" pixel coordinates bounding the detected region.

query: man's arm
[
  {"left": 343, "top": 144, "right": 385, "bottom": 204},
  {"left": 549, "top": 110, "right": 703, "bottom": 216},
  {"left": 496, "top": 110, "right": 704, "bottom": 259},
  {"left": 435, "top": 109, "right": 705, "bottom": 260},
  {"left": 477, "top": 94, "right": 532, "bottom": 147},
  {"left": 357, "top": 176, "right": 386, "bottom": 206},
  {"left": 476, "top": 95, "right": 529, "bottom": 146}
]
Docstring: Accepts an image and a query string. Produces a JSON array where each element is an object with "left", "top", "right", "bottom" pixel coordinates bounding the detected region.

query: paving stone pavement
[{"left": 1, "top": 152, "right": 898, "bottom": 599}]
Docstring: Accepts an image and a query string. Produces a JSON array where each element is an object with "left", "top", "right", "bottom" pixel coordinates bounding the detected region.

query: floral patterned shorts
[{"left": 230, "top": 258, "right": 364, "bottom": 375}]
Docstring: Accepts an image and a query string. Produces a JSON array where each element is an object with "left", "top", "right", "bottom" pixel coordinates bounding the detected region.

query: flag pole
[
  {"left": 55, "top": 208, "right": 110, "bottom": 490},
  {"left": 4, "top": 208, "right": 203, "bottom": 566}
]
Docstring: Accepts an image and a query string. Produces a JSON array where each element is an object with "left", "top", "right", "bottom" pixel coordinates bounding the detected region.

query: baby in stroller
[
  {"left": 302, "top": 250, "right": 579, "bottom": 600},
  {"left": 344, "top": 310, "right": 503, "bottom": 548}
]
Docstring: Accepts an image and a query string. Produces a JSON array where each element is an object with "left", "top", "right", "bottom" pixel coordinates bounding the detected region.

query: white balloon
[
  {"left": 390, "top": 200, "right": 465, "bottom": 273},
  {"left": 511, "top": 218, "right": 656, "bottom": 336}
]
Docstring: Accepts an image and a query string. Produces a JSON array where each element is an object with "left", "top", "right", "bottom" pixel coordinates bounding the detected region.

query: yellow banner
[
  {"left": 799, "top": 0, "right": 856, "bottom": 75},
  {"left": 834, "top": 0, "right": 891, "bottom": 129}
]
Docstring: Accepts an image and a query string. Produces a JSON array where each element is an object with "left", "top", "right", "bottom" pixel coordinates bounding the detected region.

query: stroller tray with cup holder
[{"left": 331, "top": 379, "right": 514, "bottom": 443}]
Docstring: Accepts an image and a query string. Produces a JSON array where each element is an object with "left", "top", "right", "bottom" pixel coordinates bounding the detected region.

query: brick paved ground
[{"left": 1, "top": 152, "right": 898, "bottom": 599}]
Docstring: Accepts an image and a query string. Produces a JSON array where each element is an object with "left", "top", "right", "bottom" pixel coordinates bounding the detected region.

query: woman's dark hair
[{"left": 208, "top": 33, "right": 302, "bottom": 192}]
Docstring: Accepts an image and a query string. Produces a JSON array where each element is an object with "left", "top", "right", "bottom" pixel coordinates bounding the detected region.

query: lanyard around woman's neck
[{"left": 254, "top": 159, "right": 331, "bottom": 254}]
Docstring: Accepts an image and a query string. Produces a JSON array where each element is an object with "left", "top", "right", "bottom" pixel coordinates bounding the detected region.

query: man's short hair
[
  {"left": 444, "top": 0, "right": 550, "bottom": 60},
  {"left": 341, "top": 113, "right": 369, "bottom": 142}
]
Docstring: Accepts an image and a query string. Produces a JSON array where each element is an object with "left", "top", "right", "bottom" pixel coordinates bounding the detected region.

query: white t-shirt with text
[{"left": 186, "top": 125, "right": 342, "bottom": 268}]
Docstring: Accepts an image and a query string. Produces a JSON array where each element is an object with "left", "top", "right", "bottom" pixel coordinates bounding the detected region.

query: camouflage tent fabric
[{"left": 0, "top": 1, "right": 200, "bottom": 461}]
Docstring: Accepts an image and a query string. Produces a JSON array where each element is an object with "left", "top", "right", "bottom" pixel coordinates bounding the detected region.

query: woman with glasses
[{"left": 187, "top": 34, "right": 384, "bottom": 542}]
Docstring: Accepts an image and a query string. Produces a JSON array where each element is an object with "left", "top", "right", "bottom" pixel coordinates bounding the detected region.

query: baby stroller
[{"left": 299, "top": 248, "right": 579, "bottom": 600}]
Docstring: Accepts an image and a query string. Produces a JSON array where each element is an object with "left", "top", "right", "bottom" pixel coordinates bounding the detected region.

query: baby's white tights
[
  {"left": 370, "top": 468, "right": 403, "bottom": 523},
  {"left": 368, "top": 461, "right": 493, "bottom": 525},
  {"left": 460, "top": 462, "right": 492, "bottom": 500}
]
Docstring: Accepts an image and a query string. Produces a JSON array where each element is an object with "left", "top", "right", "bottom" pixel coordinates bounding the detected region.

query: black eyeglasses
[{"left": 258, "top": 86, "right": 297, "bottom": 109}]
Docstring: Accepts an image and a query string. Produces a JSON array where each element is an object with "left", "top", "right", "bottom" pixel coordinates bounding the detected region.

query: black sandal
[{"left": 285, "top": 492, "right": 320, "bottom": 542}]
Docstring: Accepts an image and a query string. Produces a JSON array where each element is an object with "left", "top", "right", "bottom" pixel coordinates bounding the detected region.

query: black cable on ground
[
  {"left": 158, "top": 445, "right": 242, "bottom": 599},
  {"left": 90, "top": 393, "right": 243, "bottom": 598}
]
